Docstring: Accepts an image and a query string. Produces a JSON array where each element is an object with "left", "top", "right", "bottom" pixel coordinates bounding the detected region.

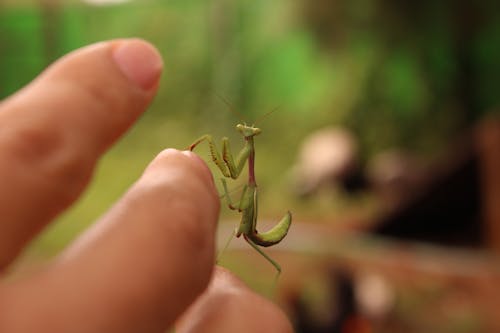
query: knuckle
[{"left": 2, "top": 123, "right": 93, "bottom": 203}]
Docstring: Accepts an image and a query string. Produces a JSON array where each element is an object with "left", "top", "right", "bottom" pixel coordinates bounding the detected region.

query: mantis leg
[
  {"left": 216, "top": 227, "right": 237, "bottom": 264},
  {"left": 189, "top": 135, "right": 252, "bottom": 180},
  {"left": 189, "top": 135, "right": 231, "bottom": 178},
  {"left": 243, "top": 235, "right": 282, "bottom": 275},
  {"left": 220, "top": 178, "right": 248, "bottom": 211},
  {"left": 221, "top": 138, "right": 251, "bottom": 179}
]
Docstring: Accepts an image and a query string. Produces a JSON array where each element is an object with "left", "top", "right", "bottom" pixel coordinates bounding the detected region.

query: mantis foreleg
[
  {"left": 189, "top": 135, "right": 230, "bottom": 177},
  {"left": 222, "top": 138, "right": 251, "bottom": 179},
  {"left": 189, "top": 135, "right": 251, "bottom": 179}
]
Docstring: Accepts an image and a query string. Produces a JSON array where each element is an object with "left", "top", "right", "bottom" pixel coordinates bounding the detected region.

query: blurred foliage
[{"left": 1, "top": 0, "right": 499, "bottom": 259}]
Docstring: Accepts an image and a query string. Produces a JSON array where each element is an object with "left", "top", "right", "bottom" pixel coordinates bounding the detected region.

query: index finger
[{"left": 0, "top": 39, "right": 162, "bottom": 269}]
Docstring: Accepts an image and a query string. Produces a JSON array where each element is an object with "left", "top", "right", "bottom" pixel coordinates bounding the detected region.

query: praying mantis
[{"left": 188, "top": 121, "right": 292, "bottom": 274}]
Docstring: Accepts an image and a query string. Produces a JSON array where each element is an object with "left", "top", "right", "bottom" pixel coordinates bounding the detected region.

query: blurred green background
[{"left": 1, "top": 0, "right": 500, "bottom": 331}]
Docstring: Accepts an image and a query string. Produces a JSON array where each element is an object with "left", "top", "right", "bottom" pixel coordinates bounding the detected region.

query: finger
[
  {"left": 0, "top": 39, "right": 163, "bottom": 269},
  {"left": 175, "top": 266, "right": 294, "bottom": 333},
  {"left": 0, "top": 149, "right": 220, "bottom": 333}
]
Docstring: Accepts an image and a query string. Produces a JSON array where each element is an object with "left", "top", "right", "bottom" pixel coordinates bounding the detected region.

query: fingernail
[{"left": 112, "top": 39, "right": 163, "bottom": 91}]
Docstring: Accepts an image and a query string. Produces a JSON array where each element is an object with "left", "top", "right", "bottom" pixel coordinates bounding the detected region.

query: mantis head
[{"left": 236, "top": 124, "right": 261, "bottom": 138}]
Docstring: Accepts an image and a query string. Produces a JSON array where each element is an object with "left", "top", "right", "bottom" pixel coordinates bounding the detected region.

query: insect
[{"left": 188, "top": 121, "right": 292, "bottom": 274}]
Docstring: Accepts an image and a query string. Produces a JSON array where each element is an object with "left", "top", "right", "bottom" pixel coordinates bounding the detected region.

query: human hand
[{"left": 0, "top": 39, "right": 292, "bottom": 333}]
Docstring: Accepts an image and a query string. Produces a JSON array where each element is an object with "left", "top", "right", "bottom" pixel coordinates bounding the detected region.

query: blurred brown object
[
  {"left": 285, "top": 118, "right": 500, "bottom": 332},
  {"left": 290, "top": 127, "right": 366, "bottom": 197},
  {"left": 366, "top": 150, "right": 431, "bottom": 213},
  {"left": 477, "top": 116, "right": 500, "bottom": 253},
  {"left": 373, "top": 116, "right": 500, "bottom": 250}
]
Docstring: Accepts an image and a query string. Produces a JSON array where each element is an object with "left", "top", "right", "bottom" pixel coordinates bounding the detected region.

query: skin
[{"left": 0, "top": 39, "right": 293, "bottom": 333}]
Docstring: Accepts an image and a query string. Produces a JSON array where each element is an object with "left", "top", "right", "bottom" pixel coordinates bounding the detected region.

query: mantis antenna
[
  {"left": 215, "top": 93, "right": 248, "bottom": 123},
  {"left": 254, "top": 105, "right": 281, "bottom": 126}
]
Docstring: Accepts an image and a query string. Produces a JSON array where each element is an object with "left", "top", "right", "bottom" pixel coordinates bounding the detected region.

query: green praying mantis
[{"left": 188, "top": 120, "right": 292, "bottom": 274}]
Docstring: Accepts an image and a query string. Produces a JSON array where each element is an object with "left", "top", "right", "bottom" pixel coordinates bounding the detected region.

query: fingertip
[
  {"left": 111, "top": 38, "right": 163, "bottom": 91},
  {"left": 210, "top": 266, "right": 248, "bottom": 292},
  {"left": 182, "top": 150, "right": 217, "bottom": 183},
  {"left": 176, "top": 266, "right": 295, "bottom": 333},
  {"left": 137, "top": 149, "right": 220, "bottom": 244},
  {"left": 147, "top": 148, "right": 217, "bottom": 196}
]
